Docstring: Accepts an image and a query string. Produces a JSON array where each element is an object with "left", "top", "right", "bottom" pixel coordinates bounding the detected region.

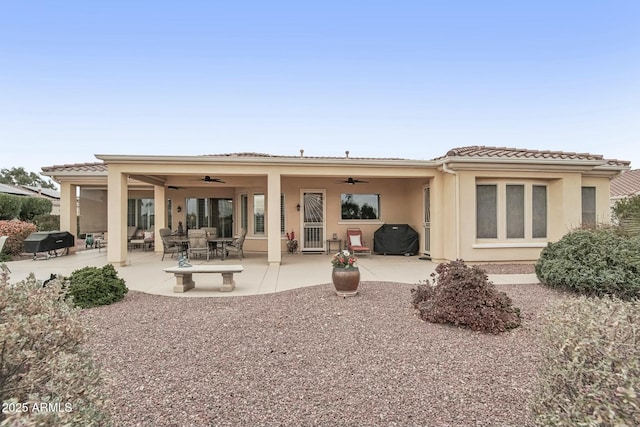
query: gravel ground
[{"left": 82, "top": 279, "right": 566, "bottom": 427}]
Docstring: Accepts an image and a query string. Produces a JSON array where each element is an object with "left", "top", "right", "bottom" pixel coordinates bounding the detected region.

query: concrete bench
[{"left": 163, "top": 265, "right": 244, "bottom": 293}]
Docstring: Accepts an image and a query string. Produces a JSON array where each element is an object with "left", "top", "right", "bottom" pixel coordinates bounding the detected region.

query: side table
[{"left": 326, "top": 239, "right": 342, "bottom": 254}]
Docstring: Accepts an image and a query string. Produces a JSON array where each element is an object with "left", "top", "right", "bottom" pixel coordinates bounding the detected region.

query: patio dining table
[
  {"left": 168, "top": 236, "right": 190, "bottom": 258},
  {"left": 208, "top": 237, "right": 234, "bottom": 260}
]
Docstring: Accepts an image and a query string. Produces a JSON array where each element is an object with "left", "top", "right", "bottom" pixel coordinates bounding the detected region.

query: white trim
[{"left": 472, "top": 242, "right": 548, "bottom": 249}]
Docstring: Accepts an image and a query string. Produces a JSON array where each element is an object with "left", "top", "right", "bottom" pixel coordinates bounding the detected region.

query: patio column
[
  {"left": 153, "top": 185, "right": 166, "bottom": 253},
  {"left": 267, "top": 170, "right": 281, "bottom": 265},
  {"left": 59, "top": 182, "right": 78, "bottom": 253},
  {"left": 107, "top": 168, "right": 128, "bottom": 266}
]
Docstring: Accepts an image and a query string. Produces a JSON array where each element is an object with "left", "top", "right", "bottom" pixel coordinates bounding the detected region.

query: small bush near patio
[
  {"left": 411, "top": 259, "right": 521, "bottom": 334},
  {"left": 0, "top": 219, "right": 37, "bottom": 257},
  {"left": 0, "top": 270, "right": 108, "bottom": 426},
  {"left": 535, "top": 228, "right": 640, "bottom": 300},
  {"left": 530, "top": 296, "right": 640, "bottom": 426},
  {"left": 67, "top": 264, "right": 128, "bottom": 308}
]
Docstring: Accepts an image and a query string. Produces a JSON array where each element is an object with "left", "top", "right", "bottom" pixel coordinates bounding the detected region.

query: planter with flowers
[
  {"left": 331, "top": 250, "right": 359, "bottom": 297},
  {"left": 286, "top": 231, "right": 298, "bottom": 254}
]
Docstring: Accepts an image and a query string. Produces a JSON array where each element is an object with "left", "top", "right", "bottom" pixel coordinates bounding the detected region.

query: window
[
  {"left": 532, "top": 186, "right": 547, "bottom": 238},
  {"left": 341, "top": 194, "right": 380, "bottom": 220},
  {"left": 127, "top": 198, "right": 154, "bottom": 230},
  {"left": 240, "top": 194, "right": 248, "bottom": 231},
  {"left": 186, "top": 198, "right": 233, "bottom": 236},
  {"left": 280, "top": 193, "right": 285, "bottom": 234},
  {"left": 582, "top": 187, "right": 596, "bottom": 226},
  {"left": 506, "top": 185, "right": 525, "bottom": 238},
  {"left": 476, "top": 185, "right": 497, "bottom": 238},
  {"left": 254, "top": 194, "right": 265, "bottom": 234},
  {"left": 476, "top": 183, "right": 548, "bottom": 239}
]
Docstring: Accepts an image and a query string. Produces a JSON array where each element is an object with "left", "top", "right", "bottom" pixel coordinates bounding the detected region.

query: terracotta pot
[{"left": 331, "top": 267, "right": 360, "bottom": 297}]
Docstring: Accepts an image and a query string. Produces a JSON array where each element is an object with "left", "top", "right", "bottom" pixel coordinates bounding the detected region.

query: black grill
[
  {"left": 373, "top": 224, "right": 419, "bottom": 255},
  {"left": 24, "top": 231, "right": 75, "bottom": 259}
]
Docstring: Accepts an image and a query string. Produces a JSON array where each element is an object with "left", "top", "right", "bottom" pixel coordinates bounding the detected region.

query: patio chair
[
  {"left": 346, "top": 228, "right": 371, "bottom": 256},
  {"left": 187, "top": 229, "right": 209, "bottom": 260},
  {"left": 225, "top": 228, "right": 247, "bottom": 260},
  {"left": 202, "top": 227, "right": 219, "bottom": 257},
  {"left": 160, "top": 228, "right": 179, "bottom": 261}
]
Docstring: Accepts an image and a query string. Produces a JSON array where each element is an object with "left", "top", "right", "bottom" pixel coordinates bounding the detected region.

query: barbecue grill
[
  {"left": 23, "top": 231, "right": 75, "bottom": 259},
  {"left": 373, "top": 224, "right": 419, "bottom": 255}
]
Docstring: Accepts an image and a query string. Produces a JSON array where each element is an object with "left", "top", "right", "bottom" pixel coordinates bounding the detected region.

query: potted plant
[
  {"left": 331, "top": 250, "right": 359, "bottom": 297},
  {"left": 286, "top": 230, "right": 298, "bottom": 254}
]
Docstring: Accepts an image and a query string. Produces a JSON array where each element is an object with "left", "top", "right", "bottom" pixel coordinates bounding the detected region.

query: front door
[{"left": 301, "top": 190, "right": 325, "bottom": 252}]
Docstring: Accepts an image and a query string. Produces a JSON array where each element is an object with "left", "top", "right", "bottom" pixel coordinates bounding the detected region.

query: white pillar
[
  {"left": 107, "top": 168, "right": 128, "bottom": 266},
  {"left": 154, "top": 185, "right": 166, "bottom": 253},
  {"left": 59, "top": 182, "right": 78, "bottom": 253},
  {"left": 267, "top": 171, "right": 282, "bottom": 265}
]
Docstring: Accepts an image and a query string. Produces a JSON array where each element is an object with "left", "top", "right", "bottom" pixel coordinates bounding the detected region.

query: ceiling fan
[
  {"left": 339, "top": 177, "right": 368, "bottom": 185},
  {"left": 199, "top": 176, "right": 225, "bottom": 183}
]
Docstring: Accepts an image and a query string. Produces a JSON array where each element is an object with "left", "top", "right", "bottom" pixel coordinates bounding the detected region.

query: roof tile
[{"left": 611, "top": 169, "right": 640, "bottom": 198}]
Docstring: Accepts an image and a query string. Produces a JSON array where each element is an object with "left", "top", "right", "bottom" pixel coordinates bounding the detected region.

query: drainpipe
[{"left": 441, "top": 161, "right": 460, "bottom": 259}]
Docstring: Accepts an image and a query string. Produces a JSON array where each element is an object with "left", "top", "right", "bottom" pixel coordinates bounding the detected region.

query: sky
[{"left": 1, "top": 1, "right": 639, "bottom": 177}]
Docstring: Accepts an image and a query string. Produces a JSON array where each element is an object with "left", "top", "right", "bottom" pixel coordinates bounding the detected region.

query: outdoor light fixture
[
  {"left": 296, "top": 203, "right": 300, "bottom": 211},
  {"left": 177, "top": 206, "right": 182, "bottom": 212}
]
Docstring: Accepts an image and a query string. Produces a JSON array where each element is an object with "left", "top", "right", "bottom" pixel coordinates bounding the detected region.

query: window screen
[{"left": 476, "top": 185, "right": 497, "bottom": 238}]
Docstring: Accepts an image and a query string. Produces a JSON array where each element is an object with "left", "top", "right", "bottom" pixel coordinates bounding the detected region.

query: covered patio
[{"left": 4, "top": 248, "right": 538, "bottom": 297}]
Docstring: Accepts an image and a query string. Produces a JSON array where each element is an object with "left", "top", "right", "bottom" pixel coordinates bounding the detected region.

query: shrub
[
  {"left": 0, "top": 220, "right": 37, "bottom": 256},
  {"left": 67, "top": 264, "right": 128, "bottom": 308},
  {"left": 0, "top": 269, "right": 108, "bottom": 425},
  {"left": 535, "top": 228, "right": 640, "bottom": 300},
  {"left": 530, "top": 296, "right": 640, "bottom": 426},
  {"left": 33, "top": 213, "right": 60, "bottom": 231},
  {"left": 0, "top": 194, "right": 22, "bottom": 220},
  {"left": 411, "top": 259, "right": 521, "bottom": 334},
  {"left": 18, "top": 197, "right": 52, "bottom": 222}
]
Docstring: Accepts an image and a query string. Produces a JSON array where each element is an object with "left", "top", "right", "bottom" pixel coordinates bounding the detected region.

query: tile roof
[
  {"left": 611, "top": 169, "right": 640, "bottom": 198},
  {"left": 199, "top": 152, "right": 407, "bottom": 160},
  {"left": 437, "top": 145, "right": 630, "bottom": 166},
  {"left": 41, "top": 162, "right": 107, "bottom": 173}
]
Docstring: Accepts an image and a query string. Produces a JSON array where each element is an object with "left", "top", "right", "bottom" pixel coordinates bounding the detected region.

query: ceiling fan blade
[
  {"left": 202, "top": 176, "right": 225, "bottom": 183},
  {"left": 342, "top": 177, "right": 368, "bottom": 184}
]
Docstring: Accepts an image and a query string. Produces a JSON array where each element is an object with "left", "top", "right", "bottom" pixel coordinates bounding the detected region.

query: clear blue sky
[{"left": 2, "top": 1, "right": 639, "bottom": 175}]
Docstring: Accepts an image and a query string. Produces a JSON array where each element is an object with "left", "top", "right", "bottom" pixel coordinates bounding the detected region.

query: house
[
  {"left": 0, "top": 183, "right": 61, "bottom": 215},
  {"left": 610, "top": 169, "right": 640, "bottom": 204},
  {"left": 40, "top": 146, "right": 630, "bottom": 266}
]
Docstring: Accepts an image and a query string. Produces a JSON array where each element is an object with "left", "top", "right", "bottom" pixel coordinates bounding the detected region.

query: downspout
[{"left": 441, "top": 161, "right": 460, "bottom": 259}]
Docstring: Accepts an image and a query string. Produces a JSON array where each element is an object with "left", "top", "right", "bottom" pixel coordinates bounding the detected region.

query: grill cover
[
  {"left": 373, "top": 224, "right": 419, "bottom": 255},
  {"left": 24, "top": 231, "right": 75, "bottom": 255}
]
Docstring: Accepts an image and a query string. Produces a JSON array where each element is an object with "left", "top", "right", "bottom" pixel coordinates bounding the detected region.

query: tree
[{"left": 0, "top": 167, "right": 56, "bottom": 189}]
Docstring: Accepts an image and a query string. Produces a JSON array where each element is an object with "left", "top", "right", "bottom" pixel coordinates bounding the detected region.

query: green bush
[
  {"left": 0, "top": 220, "right": 38, "bottom": 256},
  {"left": 33, "top": 213, "right": 60, "bottom": 231},
  {"left": 67, "top": 264, "right": 128, "bottom": 308},
  {"left": 0, "top": 269, "right": 108, "bottom": 426},
  {"left": 411, "top": 259, "right": 521, "bottom": 334},
  {"left": 0, "top": 194, "right": 22, "bottom": 220},
  {"left": 18, "top": 197, "right": 52, "bottom": 222},
  {"left": 530, "top": 296, "right": 640, "bottom": 426},
  {"left": 535, "top": 228, "right": 640, "bottom": 300}
]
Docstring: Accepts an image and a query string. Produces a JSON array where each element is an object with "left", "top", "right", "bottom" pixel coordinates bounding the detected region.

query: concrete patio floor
[{"left": 3, "top": 249, "right": 539, "bottom": 297}]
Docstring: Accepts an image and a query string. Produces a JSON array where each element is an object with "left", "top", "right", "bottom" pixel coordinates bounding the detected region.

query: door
[
  {"left": 301, "top": 190, "right": 325, "bottom": 251},
  {"left": 423, "top": 186, "right": 431, "bottom": 256}
]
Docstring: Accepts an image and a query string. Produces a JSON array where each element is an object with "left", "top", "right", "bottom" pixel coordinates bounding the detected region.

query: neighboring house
[
  {"left": 0, "top": 183, "right": 61, "bottom": 215},
  {"left": 610, "top": 169, "right": 640, "bottom": 204},
  {"left": 41, "top": 146, "right": 630, "bottom": 266}
]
